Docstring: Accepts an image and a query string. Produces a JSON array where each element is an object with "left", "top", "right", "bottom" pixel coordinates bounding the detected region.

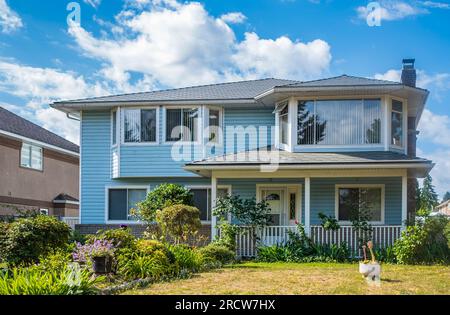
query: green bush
[
  {"left": 132, "top": 183, "right": 194, "bottom": 223},
  {"left": 257, "top": 245, "right": 290, "bottom": 262},
  {"left": 168, "top": 244, "right": 203, "bottom": 273},
  {"left": 394, "top": 215, "right": 450, "bottom": 264},
  {"left": 214, "top": 222, "right": 237, "bottom": 251},
  {"left": 86, "top": 228, "right": 135, "bottom": 249},
  {"left": 117, "top": 249, "right": 172, "bottom": 280},
  {"left": 156, "top": 204, "right": 201, "bottom": 244},
  {"left": 257, "top": 224, "right": 351, "bottom": 263},
  {"left": 374, "top": 246, "right": 396, "bottom": 263},
  {"left": 198, "top": 243, "right": 235, "bottom": 267},
  {"left": 0, "top": 215, "right": 71, "bottom": 266},
  {"left": 0, "top": 264, "right": 102, "bottom": 295},
  {"left": 37, "top": 250, "right": 72, "bottom": 273}
]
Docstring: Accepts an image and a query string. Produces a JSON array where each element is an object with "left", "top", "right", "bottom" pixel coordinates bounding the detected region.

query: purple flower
[
  {"left": 120, "top": 224, "right": 128, "bottom": 229},
  {"left": 72, "top": 239, "right": 115, "bottom": 262}
]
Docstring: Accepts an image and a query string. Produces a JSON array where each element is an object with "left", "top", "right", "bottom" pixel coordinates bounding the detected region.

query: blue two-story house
[{"left": 52, "top": 59, "right": 433, "bottom": 256}]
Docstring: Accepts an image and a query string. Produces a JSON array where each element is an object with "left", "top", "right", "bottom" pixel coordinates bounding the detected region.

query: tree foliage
[
  {"left": 131, "top": 183, "right": 194, "bottom": 223},
  {"left": 213, "top": 195, "right": 272, "bottom": 228},
  {"left": 156, "top": 204, "right": 201, "bottom": 244},
  {"left": 442, "top": 191, "right": 450, "bottom": 203},
  {"left": 418, "top": 175, "right": 439, "bottom": 213}
]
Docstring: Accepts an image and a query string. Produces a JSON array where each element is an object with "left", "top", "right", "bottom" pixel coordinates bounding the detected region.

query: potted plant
[
  {"left": 359, "top": 241, "right": 381, "bottom": 282},
  {"left": 90, "top": 239, "right": 115, "bottom": 274},
  {"left": 73, "top": 239, "right": 115, "bottom": 274}
]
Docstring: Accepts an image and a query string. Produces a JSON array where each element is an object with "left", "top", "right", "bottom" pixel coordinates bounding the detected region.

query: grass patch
[{"left": 123, "top": 262, "right": 450, "bottom": 295}]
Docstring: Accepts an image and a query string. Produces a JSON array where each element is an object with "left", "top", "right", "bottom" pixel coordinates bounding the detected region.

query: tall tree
[
  {"left": 442, "top": 191, "right": 450, "bottom": 203},
  {"left": 420, "top": 175, "right": 439, "bottom": 211}
]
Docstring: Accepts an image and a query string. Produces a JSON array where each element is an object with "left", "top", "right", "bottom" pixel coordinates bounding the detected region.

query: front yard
[{"left": 124, "top": 262, "right": 450, "bottom": 295}]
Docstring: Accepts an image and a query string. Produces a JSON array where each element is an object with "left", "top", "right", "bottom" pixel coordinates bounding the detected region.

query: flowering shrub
[{"left": 73, "top": 240, "right": 115, "bottom": 262}]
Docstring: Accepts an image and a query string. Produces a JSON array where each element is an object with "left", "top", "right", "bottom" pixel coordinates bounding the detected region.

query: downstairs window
[
  {"left": 108, "top": 188, "right": 147, "bottom": 221},
  {"left": 337, "top": 186, "right": 383, "bottom": 223}
]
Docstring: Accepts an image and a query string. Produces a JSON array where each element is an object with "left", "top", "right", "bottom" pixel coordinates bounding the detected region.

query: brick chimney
[{"left": 401, "top": 58, "right": 416, "bottom": 87}]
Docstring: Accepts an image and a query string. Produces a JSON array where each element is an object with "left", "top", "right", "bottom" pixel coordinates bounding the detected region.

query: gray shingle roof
[
  {"left": 0, "top": 107, "right": 79, "bottom": 153},
  {"left": 58, "top": 78, "right": 298, "bottom": 104},
  {"left": 276, "top": 75, "right": 402, "bottom": 88},
  {"left": 187, "top": 149, "right": 431, "bottom": 166}
]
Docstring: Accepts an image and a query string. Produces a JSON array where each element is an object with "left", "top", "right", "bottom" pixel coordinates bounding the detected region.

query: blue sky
[{"left": 0, "top": 0, "right": 449, "bottom": 196}]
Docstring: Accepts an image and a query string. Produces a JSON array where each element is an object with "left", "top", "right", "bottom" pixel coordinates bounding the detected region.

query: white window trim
[
  {"left": 389, "top": 96, "right": 407, "bottom": 151},
  {"left": 163, "top": 105, "right": 202, "bottom": 145},
  {"left": 105, "top": 185, "right": 150, "bottom": 224},
  {"left": 120, "top": 106, "right": 160, "bottom": 146},
  {"left": 292, "top": 95, "right": 386, "bottom": 150},
  {"left": 111, "top": 109, "right": 118, "bottom": 147},
  {"left": 20, "top": 142, "right": 43, "bottom": 171},
  {"left": 334, "top": 184, "right": 385, "bottom": 225},
  {"left": 274, "top": 98, "right": 291, "bottom": 151},
  {"left": 205, "top": 106, "right": 224, "bottom": 146},
  {"left": 186, "top": 184, "right": 231, "bottom": 224},
  {"left": 256, "top": 183, "right": 302, "bottom": 226}
]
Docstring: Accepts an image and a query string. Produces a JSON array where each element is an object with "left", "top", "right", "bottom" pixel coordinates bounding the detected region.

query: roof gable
[{"left": 0, "top": 107, "right": 79, "bottom": 154}]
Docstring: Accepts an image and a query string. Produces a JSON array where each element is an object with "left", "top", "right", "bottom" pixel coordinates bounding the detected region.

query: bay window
[
  {"left": 337, "top": 185, "right": 383, "bottom": 223},
  {"left": 108, "top": 188, "right": 147, "bottom": 221},
  {"left": 123, "top": 108, "right": 157, "bottom": 143},
  {"left": 208, "top": 108, "right": 222, "bottom": 144},
  {"left": 297, "top": 99, "right": 382, "bottom": 146},
  {"left": 391, "top": 99, "right": 403, "bottom": 147},
  {"left": 166, "top": 108, "right": 199, "bottom": 142},
  {"left": 20, "top": 143, "right": 43, "bottom": 170}
]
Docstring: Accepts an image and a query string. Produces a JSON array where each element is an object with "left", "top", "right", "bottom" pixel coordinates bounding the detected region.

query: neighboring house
[
  {"left": 52, "top": 59, "right": 433, "bottom": 256},
  {"left": 0, "top": 107, "right": 80, "bottom": 224},
  {"left": 434, "top": 200, "right": 450, "bottom": 216}
]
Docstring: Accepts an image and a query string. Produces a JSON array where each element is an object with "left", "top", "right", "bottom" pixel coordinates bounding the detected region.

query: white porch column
[
  {"left": 401, "top": 174, "right": 407, "bottom": 230},
  {"left": 211, "top": 174, "right": 218, "bottom": 240},
  {"left": 305, "top": 177, "right": 311, "bottom": 236}
]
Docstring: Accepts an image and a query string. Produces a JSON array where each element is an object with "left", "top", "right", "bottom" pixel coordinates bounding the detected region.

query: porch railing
[{"left": 227, "top": 225, "right": 402, "bottom": 258}]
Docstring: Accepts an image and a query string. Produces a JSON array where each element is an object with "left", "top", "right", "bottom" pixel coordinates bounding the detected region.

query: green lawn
[{"left": 124, "top": 262, "right": 450, "bottom": 295}]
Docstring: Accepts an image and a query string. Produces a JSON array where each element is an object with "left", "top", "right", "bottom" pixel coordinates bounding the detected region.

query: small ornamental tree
[
  {"left": 131, "top": 183, "right": 194, "bottom": 223},
  {"left": 213, "top": 195, "right": 272, "bottom": 247},
  {"left": 156, "top": 204, "right": 201, "bottom": 244},
  {"left": 419, "top": 175, "right": 439, "bottom": 213}
]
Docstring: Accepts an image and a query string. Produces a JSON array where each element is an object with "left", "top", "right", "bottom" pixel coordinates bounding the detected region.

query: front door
[{"left": 261, "top": 188, "right": 286, "bottom": 226}]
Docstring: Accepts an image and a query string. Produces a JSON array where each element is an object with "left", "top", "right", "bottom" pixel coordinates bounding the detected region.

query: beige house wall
[{"left": 0, "top": 135, "right": 79, "bottom": 216}]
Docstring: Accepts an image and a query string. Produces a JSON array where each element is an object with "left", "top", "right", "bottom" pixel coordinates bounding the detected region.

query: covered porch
[
  {"left": 211, "top": 169, "right": 406, "bottom": 257},
  {"left": 185, "top": 151, "right": 432, "bottom": 257}
]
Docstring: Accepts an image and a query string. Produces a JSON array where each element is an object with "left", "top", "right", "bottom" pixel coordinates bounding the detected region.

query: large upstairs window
[
  {"left": 297, "top": 99, "right": 382, "bottom": 146},
  {"left": 165, "top": 107, "right": 199, "bottom": 142},
  {"left": 123, "top": 108, "right": 157, "bottom": 143},
  {"left": 391, "top": 99, "right": 403, "bottom": 147}
]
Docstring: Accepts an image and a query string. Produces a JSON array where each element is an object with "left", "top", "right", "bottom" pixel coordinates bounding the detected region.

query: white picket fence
[
  {"left": 61, "top": 217, "right": 79, "bottom": 229},
  {"left": 228, "top": 225, "right": 402, "bottom": 257}
]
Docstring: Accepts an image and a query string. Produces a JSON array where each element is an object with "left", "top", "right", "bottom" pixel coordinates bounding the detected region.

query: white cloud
[
  {"left": 233, "top": 33, "right": 331, "bottom": 79},
  {"left": 68, "top": 0, "right": 332, "bottom": 88},
  {"left": 220, "top": 12, "right": 247, "bottom": 24},
  {"left": 421, "top": 1, "right": 450, "bottom": 9},
  {"left": 417, "top": 110, "right": 450, "bottom": 197},
  {"left": 417, "top": 147, "right": 450, "bottom": 198},
  {"left": 0, "top": 0, "right": 23, "bottom": 33},
  {"left": 418, "top": 109, "right": 450, "bottom": 148},
  {"left": 0, "top": 60, "right": 116, "bottom": 144},
  {"left": 356, "top": 1, "right": 428, "bottom": 22},
  {"left": 374, "top": 68, "right": 450, "bottom": 91}
]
